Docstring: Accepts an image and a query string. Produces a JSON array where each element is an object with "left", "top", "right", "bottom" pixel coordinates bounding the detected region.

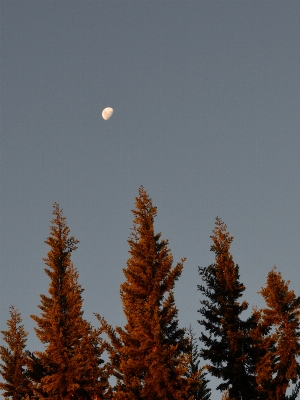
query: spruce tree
[
  {"left": 198, "top": 217, "right": 255, "bottom": 400},
  {"left": 253, "top": 267, "right": 300, "bottom": 400},
  {"left": 186, "top": 325, "right": 211, "bottom": 400},
  {"left": 30, "top": 203, "right": 110, "bottom": 399},
  {"left": 0, "top": 306, "right": 32, "bottom": 400},
  {"left": 98, "top": 186, "right": 195, "bottom": 399}
]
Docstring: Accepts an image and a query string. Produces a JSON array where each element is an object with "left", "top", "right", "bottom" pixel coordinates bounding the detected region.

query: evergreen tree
[
  {"left": 198, "top": 217, "right": 255, "bottom": 400},
  {"left": 30, "top": 203, "right": 110, "bottom": 399},
  {"left": 252, "top": 267, "right": 300, "bottom": 400},
  {"left": 0, "top": 306, "right": 32, "bottom": 399},
  {"left": 186, "top": 325, "right": 211, "bottom": 400},
  {"left": 98, "top": 186, "right": 195, "bottom": 399}
]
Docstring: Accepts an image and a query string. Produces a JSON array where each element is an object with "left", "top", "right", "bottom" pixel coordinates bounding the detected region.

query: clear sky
[{"left": 1, "top": 1, "right": 299, "bottom": 398}]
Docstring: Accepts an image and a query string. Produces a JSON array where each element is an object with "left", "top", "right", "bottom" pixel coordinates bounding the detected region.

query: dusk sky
[{"left": 1, "top": 1, "right": 299, "bottom": 397}]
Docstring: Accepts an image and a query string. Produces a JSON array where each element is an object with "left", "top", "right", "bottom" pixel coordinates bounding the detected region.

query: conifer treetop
[
  {"left": 99, "top": 187, "right": 192, "bottom": 400},
  {"left": 43, "top": 202, "right": 79, "bottom": 269},
  {"left": 198, "top": 217, "right": 255, "bottom": 400},
  {"left": 30, "top": 203, "right": 110, "bottom": 399},
  {"left": 0, "top": 306, "right": 31, "bottom": 399},
  {"left": 254, "top": 267, "right": 300, "bottom": 399}
]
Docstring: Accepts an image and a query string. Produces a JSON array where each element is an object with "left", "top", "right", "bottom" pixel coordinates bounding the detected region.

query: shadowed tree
[
  {"left": 252, "top": 267, "right": 300, "bottom": 400},
  {"left": 98, "top": 186, "right": 196, "bottom": 399},
  {"left": 186, "top": 325, "right": 211, "bottom": 400},
  {"left": 30, "top": 203, "right": 111, "bottom": 399},
  {"left": 0, "top": 306, "right": 32, "bottom": 400},
  {"left": 198, "top": 218, "right": 256, "bottom": 400}
]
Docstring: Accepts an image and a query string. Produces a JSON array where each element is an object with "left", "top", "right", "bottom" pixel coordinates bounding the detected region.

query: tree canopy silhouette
[
  {"left": 1, "top": 192, "right": 299, "bottom": 400},
  {"left": 98, "top": 186, "right": 198, "bottom": 399},
  {"left": 198, "top": 217, "right": 255, "bottom": 400},
  {"left": 0, "top": 306, "right": 32, "bottom": 400},
  {"left": 30, "top": 203, "right": 110, "bottom": 399},
  {"left": 252, "top": 267, "right": 300, "bottom": 400}
]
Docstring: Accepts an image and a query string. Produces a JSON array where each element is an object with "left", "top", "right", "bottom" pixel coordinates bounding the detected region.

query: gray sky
[{"left": 1, "top": 1, "right": 299, "bottom": 398}]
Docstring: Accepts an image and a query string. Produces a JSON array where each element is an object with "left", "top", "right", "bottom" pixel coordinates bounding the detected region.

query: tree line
[{"left": 1, "top": 186, "right": 299, "bottom": 400}]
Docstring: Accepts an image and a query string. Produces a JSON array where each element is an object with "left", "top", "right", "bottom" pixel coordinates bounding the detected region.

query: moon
[{"left": 102, "top": 107, "right": 114, "bottom": 120}]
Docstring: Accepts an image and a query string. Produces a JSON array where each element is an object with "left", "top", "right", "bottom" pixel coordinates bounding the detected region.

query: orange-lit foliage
[
  {"left": 98, "top": 187, "right": 197, "bottom": 399},
  {"left": 0, "top": 307, "right": 32, "bottom": 400},
  {"left": 253, "top": 268, "right": 300, "bottom": 400},
  {"left": 1, "top": 193, "right": 299, "bottom": 400},
  {"left": 30, "top": 203, "right": 110, "bottom": 399}
]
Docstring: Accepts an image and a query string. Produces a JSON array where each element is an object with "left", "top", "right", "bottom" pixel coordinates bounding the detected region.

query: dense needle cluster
[
  {"left": 97, "top": 187, "right": 202, "bottom": 399},
  {"left": 1, "top": 188, "right": 299, "bottom": 400}
]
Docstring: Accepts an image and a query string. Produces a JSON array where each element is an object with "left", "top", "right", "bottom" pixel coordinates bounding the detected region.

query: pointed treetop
[
  {"left": 45, "top": 202, "right": 79, "bottom": 256},
  {"left": 210, "top": 217, "right": 234, "bottom": 256},
  {"left": 0, "top": 306, "right": 32, "bottom": 399},
  {"left": 130, "top": 186, "right": 158, "bottom": 239}
]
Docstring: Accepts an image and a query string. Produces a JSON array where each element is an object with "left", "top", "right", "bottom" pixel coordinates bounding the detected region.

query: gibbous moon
[{"left": 102, "top": 107, "right": 114, "bottom": 120}]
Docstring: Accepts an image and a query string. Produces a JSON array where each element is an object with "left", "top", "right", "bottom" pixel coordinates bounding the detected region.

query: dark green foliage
[
  {"left": 0, "top": 307, "right": 32, "bottom": 400},
  {"left": 198, "top": 218, "right": 256, "bottom": 400}
]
